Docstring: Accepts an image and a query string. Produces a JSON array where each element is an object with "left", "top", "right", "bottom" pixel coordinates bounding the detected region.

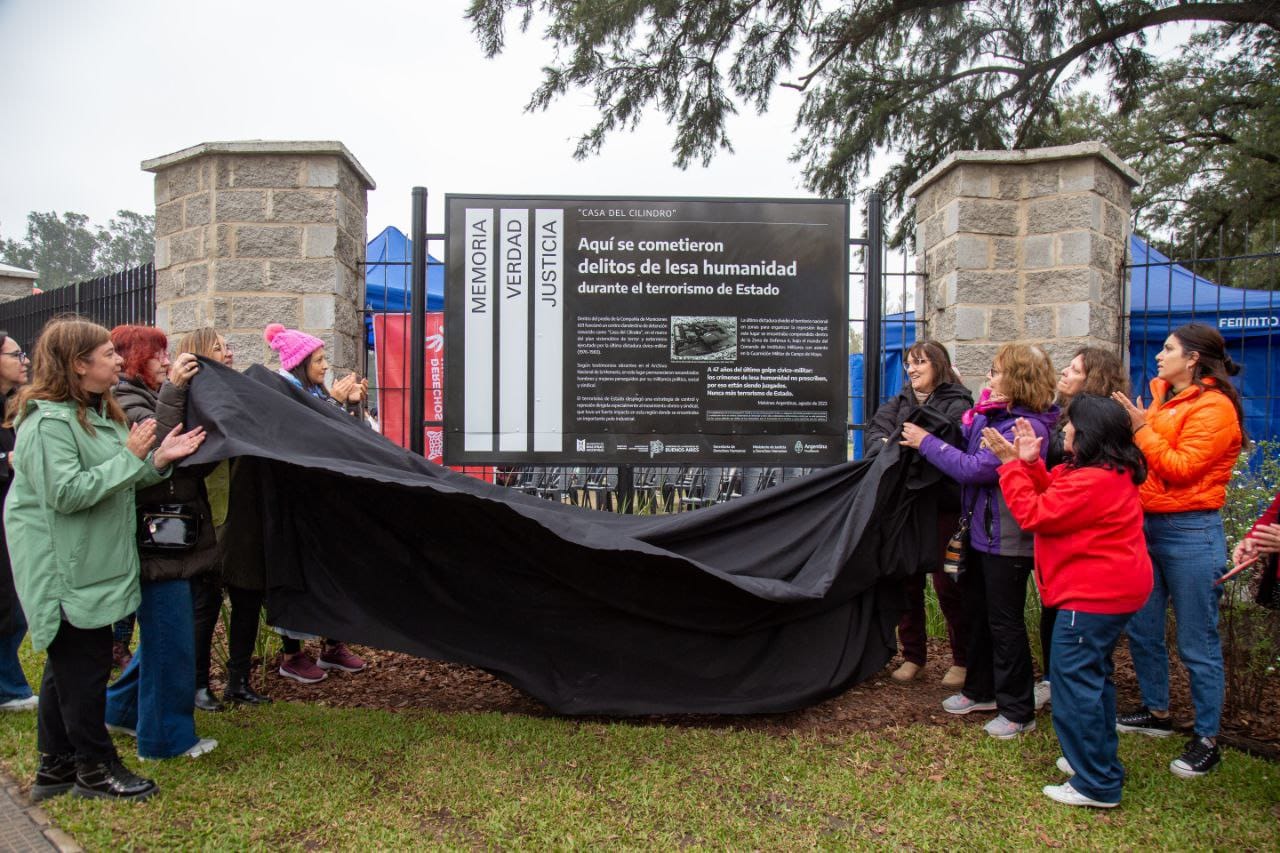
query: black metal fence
[{"left": 0, "top": 263, "right": 155, "bottom": 346}]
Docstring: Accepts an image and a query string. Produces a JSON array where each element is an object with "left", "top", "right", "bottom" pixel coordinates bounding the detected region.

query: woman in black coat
[
  {"left": 0, "top": 331, "right": 35, "bottom": 712},
  {"left": 866, "top": 340, "right": 973, "bottom": 688}
]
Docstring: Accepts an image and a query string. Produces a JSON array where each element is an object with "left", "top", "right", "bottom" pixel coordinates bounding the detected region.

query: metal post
[
  {"left": 409, "top": 187, "right": 428, "bottom": 457},
  {"left": 617, "top": 465, "right": 634, "bottom": 514},
  {"left": 863, "top": 192, "right": 884, "bottom": 427}
]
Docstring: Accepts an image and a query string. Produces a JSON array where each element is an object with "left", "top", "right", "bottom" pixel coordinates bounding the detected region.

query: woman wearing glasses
[
  {"left": 0, "top": 334, "right": 35, "bottom": 713},
  {"left": 865, "top": 341, "right": 973, "bottom": 688},
  {"left": 901, "top": 344, "right": 1059, "bottom": 739}
]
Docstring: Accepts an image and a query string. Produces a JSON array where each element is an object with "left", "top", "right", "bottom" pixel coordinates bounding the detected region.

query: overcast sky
[{"left": 0, "top": 0, "right": 842, "bottom": 244}]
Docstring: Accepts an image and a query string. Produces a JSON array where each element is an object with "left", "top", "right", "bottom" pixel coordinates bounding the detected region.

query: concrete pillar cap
[
  {"left": 906, "top": 142, "right": 1141, "bottom": 199},
  {"left": 142, "top": 140, "right": 375, "bottom": 190}
]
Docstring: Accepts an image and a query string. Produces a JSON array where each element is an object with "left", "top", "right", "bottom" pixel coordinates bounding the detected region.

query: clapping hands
[
  {"left": 331, "top": 373, "right": 368, "bottom": 405},
  {"left": 981, "top": 418, "right": 1041, "bottom": 464}
]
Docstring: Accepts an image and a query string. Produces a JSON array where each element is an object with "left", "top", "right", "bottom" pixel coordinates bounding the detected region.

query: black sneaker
[
  {"left": 31, "top": 753, "right": 77, "bottom": 802},
  {"left": 73, "top": 759, "right": 158, "bottom": 802},
  {"left": 1116, "top": 707, "right": 1174, "bottom": 737},
  {"left": 1171, "top": 736, "right": 1221, "bottom": 778}
]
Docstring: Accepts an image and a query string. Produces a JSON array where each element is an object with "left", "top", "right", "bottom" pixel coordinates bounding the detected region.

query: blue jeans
[
  {"left": 0, "top": 609, "right": 33, "bottom": 703},
  {"left": 1127, "top": 510, "right": 1227, "bottom": 738},
  {"left": 105, "top": 578, "right": 199, "bottom": 759},
  {"left": 1051, "top": 610, "right": 1131, "bottom": 804}
]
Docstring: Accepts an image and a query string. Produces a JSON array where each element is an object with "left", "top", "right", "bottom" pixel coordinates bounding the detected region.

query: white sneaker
[
  {"left": 105, "top": 723, "right": 137, "bottom": 738},
  {"left": 1034, "top": 680, "right": 1051, "bottom": 710},
  {"left": 182, "top": 737, "right": 218, "bottom": 758},
  {"left": 141, "top": 737, "right": 217, "bottom": 761},
  {"left": 1056, "top": 756, "right": 1075, "bottom": 777},
  {"left": 1042, "top": 782, "right": 1117, "bottom": 808},
  {"left": 984, "top": 714, "right": 1036, "bottom": 739},
  {"left": 0, "top": 695, "right": 37, "bottom": 712}
]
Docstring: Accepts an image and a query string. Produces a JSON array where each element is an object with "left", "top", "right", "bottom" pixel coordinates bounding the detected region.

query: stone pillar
[
  {"left": 907, "top": 142, "right": 1141, "bottom": 390},
  {"left": 0, "top": 263, "right": 38, "bottom": 302},
  {"left": 142, "top": 141, "right": 375, "bottom": 375}
]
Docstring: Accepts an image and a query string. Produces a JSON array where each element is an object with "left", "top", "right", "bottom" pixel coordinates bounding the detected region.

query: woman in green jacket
[{"left": 4, "top": 318, "right": 205, "bottom": 802}]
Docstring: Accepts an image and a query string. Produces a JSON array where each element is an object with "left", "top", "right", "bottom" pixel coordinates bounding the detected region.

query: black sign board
[{"left": 444, "top": 195, "right": 849, "bottom": 465}]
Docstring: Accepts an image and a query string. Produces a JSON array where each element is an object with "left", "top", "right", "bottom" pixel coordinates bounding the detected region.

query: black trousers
[
  {"left": 961, "top": 550, "right": 1036, "bottom": 723},
  {"left": 226, "top": 585, "right": 264, "bottom": 676},
  {"left": 37, "top": 620, "right": 117, "bottom": 765},
  {"left": 190, "top": 574, "right": 222, "bottom": 689},
  {"left": 1040, "top": 604, "right": 1058, "bottom": 679}
]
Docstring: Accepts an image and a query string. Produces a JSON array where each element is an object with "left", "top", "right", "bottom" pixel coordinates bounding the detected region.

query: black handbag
[{"left": 137, "top": 503, "right": 199, "bottom": 554}]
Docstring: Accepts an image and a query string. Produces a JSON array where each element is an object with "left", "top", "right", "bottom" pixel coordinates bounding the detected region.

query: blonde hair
[
  {"left": 994, "top": 343, "right": 1057, "bottom": 412},
  {"left": 176, "top": 327, "right": 221, "bottom": 360},
  {"left": 10, "top": 316, "right": 126, "bottom": 433}
]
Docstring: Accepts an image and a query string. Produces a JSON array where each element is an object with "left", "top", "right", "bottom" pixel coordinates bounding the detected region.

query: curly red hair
[{"left": 110, "top": 324, "right": 168, "bottom": 388}]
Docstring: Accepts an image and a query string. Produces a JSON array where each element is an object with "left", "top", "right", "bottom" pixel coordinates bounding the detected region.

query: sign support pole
[{"left": 409, "top": 186, "right": 428, "bottom": 457}]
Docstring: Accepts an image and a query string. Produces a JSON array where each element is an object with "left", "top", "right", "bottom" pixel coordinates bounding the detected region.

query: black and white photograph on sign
[
  {"left": 444, "top": 195, "right": 848, "bottom": 465},
  {"left": 671, "top": 316, "right": 737, "bottom": 362}
]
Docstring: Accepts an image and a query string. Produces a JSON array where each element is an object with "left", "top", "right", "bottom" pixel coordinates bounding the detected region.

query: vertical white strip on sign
[
  {"left": 498, "top": 209, "right": 529, "bottom": 452},
  {"left": 464, "top": 208, "right": 494, "bottom": 451},
  {"left": 533, "top": 208, "right": 564, "bottom": 451}
]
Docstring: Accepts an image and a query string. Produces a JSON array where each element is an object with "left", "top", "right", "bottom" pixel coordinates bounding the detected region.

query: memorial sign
[{"left": 444, "top": 195, "right": 848, "bottom": 464}]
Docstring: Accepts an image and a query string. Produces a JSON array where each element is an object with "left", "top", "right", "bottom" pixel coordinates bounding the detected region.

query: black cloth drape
[{"left": 183, "top": 359, "right": 929, "bottom": 715}]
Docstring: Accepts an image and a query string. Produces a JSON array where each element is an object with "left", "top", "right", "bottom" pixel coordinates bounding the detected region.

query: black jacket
[
  {"left": 865, "top": 381, "right": 973, "bottom": 574},
  {"left": 0, "top": 387, "right": 19, "bottom": 633},
  {"left": 865, "top": 381, "right": 973, "bottom": 457},
  {"left": 116, "top": 377, "right": 219, "bottom": 582}
]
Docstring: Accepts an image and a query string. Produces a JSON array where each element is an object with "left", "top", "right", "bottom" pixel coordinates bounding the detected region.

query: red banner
[{"left": 372, "top": 313, "right": 493, "bottom": 481}]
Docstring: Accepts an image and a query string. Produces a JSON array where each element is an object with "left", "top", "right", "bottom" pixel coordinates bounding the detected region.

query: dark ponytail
[{"left": 1171, "top": 323, "right": 1247, "bottom": 441}]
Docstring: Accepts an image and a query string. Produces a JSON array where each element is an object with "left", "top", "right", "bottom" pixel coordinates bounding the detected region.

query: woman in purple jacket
[{"left": 901, "top": 343, "right": 1059, "bottom": 739}]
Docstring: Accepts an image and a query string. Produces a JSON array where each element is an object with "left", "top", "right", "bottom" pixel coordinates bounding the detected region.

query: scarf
[{"left": 961, "top": 387, "right": 1009, "bottom": 427}]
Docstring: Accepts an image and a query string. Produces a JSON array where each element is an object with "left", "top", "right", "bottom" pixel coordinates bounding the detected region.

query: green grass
[{"left": 2, "top": 651, "right": 1277, "bottom": 849}]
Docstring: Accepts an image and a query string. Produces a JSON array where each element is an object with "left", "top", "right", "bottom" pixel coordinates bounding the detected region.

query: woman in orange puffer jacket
[{"left": 1112, "top": 323, "right": 1244, "bottom": 780}]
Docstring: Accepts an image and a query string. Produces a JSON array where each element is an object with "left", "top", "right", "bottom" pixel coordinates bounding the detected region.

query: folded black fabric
[{"left": 182, "top": 359, "right": 921, "bottom": 715}]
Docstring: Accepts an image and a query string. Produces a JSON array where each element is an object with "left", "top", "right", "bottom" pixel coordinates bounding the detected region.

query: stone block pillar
[
  {"left": 0, "top": 264, "right": 38, "bottom": 302},
  {"left": 142, "top": 141, "right": 375, "bottom": 375},
  {"left": 907, "top": 142, "right": 1141, "bottom": 389}
]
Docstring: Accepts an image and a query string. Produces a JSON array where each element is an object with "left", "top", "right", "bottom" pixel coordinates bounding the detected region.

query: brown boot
[
  {"left": 892, "top": 661, "right": 922, "bottom": 682},
  {"left": 941, "top": 665, "right": 966, "bottom": 689}
]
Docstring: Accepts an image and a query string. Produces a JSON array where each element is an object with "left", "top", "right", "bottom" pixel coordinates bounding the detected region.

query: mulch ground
[{"left": 219, "top": 638, "right": 1280, "bottom": 757}]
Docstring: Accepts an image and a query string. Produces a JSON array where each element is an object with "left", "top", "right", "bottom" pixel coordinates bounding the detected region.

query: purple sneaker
[
  {"left": 318, "top": 642, "right": 367, "bottom": 673},
  {"left": 278, "top": 651, "right": 327, "bottom": 684}
]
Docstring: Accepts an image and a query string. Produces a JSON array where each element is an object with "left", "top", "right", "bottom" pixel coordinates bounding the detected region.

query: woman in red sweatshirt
[{"left": 984, "top": 395, "right": 1152, "bottom": 809}]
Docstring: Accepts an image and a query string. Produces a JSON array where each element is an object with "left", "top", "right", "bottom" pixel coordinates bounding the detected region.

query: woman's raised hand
[
  {"left": 1010, "top": 417, "right": 1042, "bottom": 463},
  {"left": 168, "top": 352, "right": 200, "bottom": 388},
  {"left": 153, "top": 424, "right": 206, "bottom": 469},
  {"left": 126, "top": 419, "right": 158, "bottom": 459},
  {"left": 331, "top": 373, "right": 357, "bottom": 403},
  {"left": 1111, "top": 391, "right": 1146, "bottom": 431}
]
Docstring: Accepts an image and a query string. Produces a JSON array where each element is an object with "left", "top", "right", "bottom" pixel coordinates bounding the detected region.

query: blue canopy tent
[
  {"left": 1127, "top": 234, "right": 1279, "bottom": 443},
  {"left": 364, "top": 226, "right": 445, "bottom": 344},
  {"left": 848, "top": 234, "right": 1279, "bottom": 455}
]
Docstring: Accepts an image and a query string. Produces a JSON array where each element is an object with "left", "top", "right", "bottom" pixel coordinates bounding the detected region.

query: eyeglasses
[
  {"left": 906, "top": 357, "right": 931, "bottom": 367},
  {"left": 1, "top": 350, "right": 27, "bottom": 361}
]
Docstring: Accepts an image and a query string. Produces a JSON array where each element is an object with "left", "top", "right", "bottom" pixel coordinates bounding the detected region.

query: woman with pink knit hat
[
  {"left": 263, "top": 323, "right": 367, "bottom": 411},
  {"left": 262, "top": 323, "right": 369, "bottom": 682}
]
